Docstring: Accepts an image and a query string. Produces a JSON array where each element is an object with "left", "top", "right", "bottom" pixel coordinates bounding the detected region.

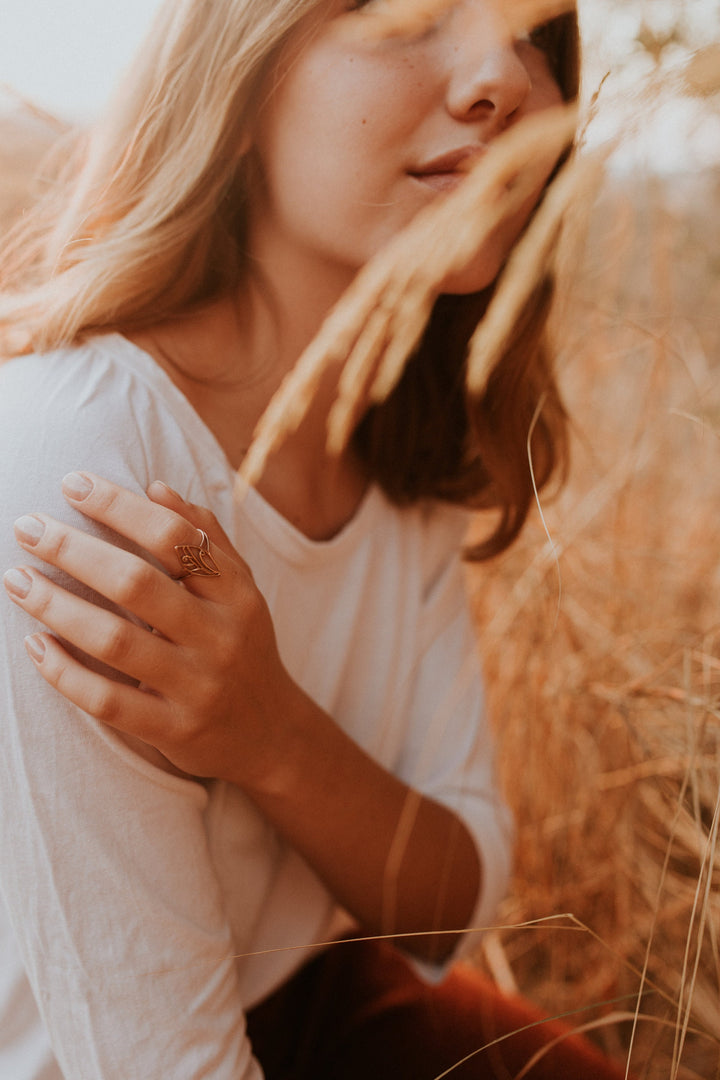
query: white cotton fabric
[{"left": 0, "top": 335, "right": 513, "bottom": 1080}]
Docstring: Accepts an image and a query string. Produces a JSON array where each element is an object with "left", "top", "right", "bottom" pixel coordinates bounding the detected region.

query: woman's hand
[
  {"left": 3, "top": 472, "right": 297, "bottom": 786},
  {"left": 3, "top": 471, "right": 483, "bottom": 956}
]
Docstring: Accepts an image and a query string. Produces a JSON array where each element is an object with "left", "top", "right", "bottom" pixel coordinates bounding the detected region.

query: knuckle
[
  {"left": 53, "top": 665, "right": 75, "bottom": 699},
  {"left": 211, "top": 628, "right": 238, "bottom": 670},
  {"left": 153, "top": 515, "right": 193, "bottom": 552},
  {"left": 31, "top": 583, "right": 54, "bottom": 623},
  {"left": 92, "top": 483, "right": 123, "bottom": 516},
  {"left": 197, "top": 506, "right": 219, "bottom": 531},
  {"left": 240, "top": 586, "right": 269, "bottom": 630},
  {"left": 39, "top": 643, "right": 62, "bottom": 684},
  {"left": 97, "top": 618, "right": 134, "bottom": 664},
  {"left": 205, "top": 669, "right": 227, "bottom": 704},
  {"left": 166, "top": 702, "right": 200, "bottom": 743},
  {"left": 198, "top": 674, "right": 228, "bottom": 716},
  {"left": 88, "top": 686, "right": 121, "bottom": 725},
  {"left": 45, "top": 526, "right": 72, "bottom": 564},
  {"left": 114, "top": 560, "right": 156, "bottom": 607},
  {"left": 178, "top": 659, "right": 224, "bottom": 712}
]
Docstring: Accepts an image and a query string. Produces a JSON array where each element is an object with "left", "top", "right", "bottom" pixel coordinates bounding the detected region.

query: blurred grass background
[{"left": 467, "top": 25, "right": 720, "bottom": 1074}]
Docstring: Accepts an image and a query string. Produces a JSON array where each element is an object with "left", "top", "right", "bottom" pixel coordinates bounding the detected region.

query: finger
[
  {"left": 23, "top": 631, "right": 174, "bottom": 745},
  {"left": 61, "top": 472, "right": 249, "bottom": 600},
  {"left": 4, "top": 566, "right": 183, "bottom": 692},
  {"left": 146, "top": 482, "right": 240, "bottom": 563},
  {"left": 12, "top": 514, "right": 196, "bottom": 642}
]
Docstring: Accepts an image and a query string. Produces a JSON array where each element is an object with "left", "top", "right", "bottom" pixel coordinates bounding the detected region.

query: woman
[{"left": 0, "top": 1, "right": 627, "bottom": 1077}]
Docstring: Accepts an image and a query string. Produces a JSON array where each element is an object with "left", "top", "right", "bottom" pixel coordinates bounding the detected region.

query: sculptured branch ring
[{"left": 173, "top": 530, "right": 221, "bottom": 580}]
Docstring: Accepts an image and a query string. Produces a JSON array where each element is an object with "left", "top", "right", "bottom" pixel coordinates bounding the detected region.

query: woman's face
[{"left": 248, "top": 0, "right": 565, "bottom": 295}]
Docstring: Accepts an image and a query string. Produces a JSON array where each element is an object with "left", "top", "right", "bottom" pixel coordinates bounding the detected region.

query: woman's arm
[
  {"left": 241, "top": 683, "right": 483, "bottom": 963},
  {"left": 7, "top": 473, "right": 481, "bottom": 962},
  {"left": 0, "top": 353, "right": 266, "bottom": 1079},
  {"left": 1, "top": 516, "right": 261, "bottom": 1080}
]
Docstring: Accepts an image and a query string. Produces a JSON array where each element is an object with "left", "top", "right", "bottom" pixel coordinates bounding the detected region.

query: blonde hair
[
  {"left": 0, "top": 0, "right": 321, "bottom": 351},
  {"left": 0, "top": 0, "right": 580, "bottom": 559}
]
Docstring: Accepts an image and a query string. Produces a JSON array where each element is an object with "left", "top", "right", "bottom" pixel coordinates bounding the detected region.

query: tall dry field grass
[{"left": 467, "top": 153, "right": 720, "bottom": 1079}]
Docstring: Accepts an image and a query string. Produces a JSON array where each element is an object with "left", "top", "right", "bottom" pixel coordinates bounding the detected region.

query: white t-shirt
[{"left": 0, "top": 334, "right": 513, "bottom": 1080}]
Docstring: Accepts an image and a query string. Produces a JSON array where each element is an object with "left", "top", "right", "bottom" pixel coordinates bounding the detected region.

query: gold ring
[{"left": 173, "top": 529, "right": 221, "bottom": 579}]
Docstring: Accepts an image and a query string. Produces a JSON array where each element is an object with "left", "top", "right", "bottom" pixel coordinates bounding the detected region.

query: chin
[
  {"left": 439, "top": 259, "right": 503, "bottom": 296},
  {"left": 438, "top": 215, "right": 530, "bottom": 295}
]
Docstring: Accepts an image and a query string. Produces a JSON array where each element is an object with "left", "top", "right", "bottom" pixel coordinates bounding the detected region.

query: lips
[{"left": 408, "top": 146, "right": 486, "bottom": 192}]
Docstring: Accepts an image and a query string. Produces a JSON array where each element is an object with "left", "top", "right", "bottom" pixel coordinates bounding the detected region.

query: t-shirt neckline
[{"left": 99, "top": 332, "right": 383, "bottom": 560}]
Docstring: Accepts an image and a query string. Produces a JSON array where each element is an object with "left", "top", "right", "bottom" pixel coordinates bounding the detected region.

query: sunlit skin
[
  {"left": 250, "top": 0, "right": 564, "bottom": 299},
  {"left": 4, "top": 0, "right": 566, "bottom": 961}
]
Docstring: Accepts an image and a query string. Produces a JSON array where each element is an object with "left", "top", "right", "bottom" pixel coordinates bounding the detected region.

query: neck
[
  {"left": 127, "top": 240, "right": 371, "bottom": 540},
  {"left": 236, "top": 260, "right": 371, "bottom": 539},
  {"left": 243, "top": 215, "right": 358, "bottom": 387}
]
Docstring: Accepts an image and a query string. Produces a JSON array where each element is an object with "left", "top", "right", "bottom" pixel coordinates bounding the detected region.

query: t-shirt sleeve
[
  {"left": 394, "top": 510, "right": 514, "bottom": 977},
  {"left": 0, "top": 351, "right": 262, "bottom": 1079}
]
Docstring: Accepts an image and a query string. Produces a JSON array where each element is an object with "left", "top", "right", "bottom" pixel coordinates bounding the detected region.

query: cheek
[
  {"left": 258, "top": 55, "right": 396, "bottom": 190},
  {"left": 255, "top": 31, "right": 430, "bottom": 215}
]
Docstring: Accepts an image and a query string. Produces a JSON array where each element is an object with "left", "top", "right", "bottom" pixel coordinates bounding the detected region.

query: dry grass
[
  {"left": 240, "top": 103, "right": 577, "bottom": 485},
  {"left": 467, "top": 162, "right": 720, "bottom": 1076}
]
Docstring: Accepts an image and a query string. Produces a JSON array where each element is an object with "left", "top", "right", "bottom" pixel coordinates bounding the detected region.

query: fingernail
[
  {"left": 14, "top": 515, "right": 45, "bottom": 546},
  {"left": 3, "top": 568, "right": 32, "bottom": 599},
  {"left": 151, "top": 480, "right": 183, "bottom": 501},
  {"left": 24, "top": 635, "right": 46, "bottom": 663},
  {"left": 62, "top": 472, "right": 94, "bottom": 500}
]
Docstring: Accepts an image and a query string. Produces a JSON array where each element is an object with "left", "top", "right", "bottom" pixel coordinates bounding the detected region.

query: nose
[{"left": 444, "top": 4, "right": 531, "bottom": 128}]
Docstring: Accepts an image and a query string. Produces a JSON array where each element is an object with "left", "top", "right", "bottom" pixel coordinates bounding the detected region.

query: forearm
[{"left": 238, "top": 681, "right": 482, "bottom": 964}]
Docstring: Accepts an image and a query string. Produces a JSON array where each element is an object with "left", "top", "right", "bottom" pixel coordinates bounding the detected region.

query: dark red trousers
[{"left": 246, "top": 939, "right": 629, "bottom": 1079}]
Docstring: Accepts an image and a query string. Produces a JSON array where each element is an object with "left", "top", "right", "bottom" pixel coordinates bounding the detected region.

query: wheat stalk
[{"left": 240, "top": 103, "right": 576, "bottom": 486}]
